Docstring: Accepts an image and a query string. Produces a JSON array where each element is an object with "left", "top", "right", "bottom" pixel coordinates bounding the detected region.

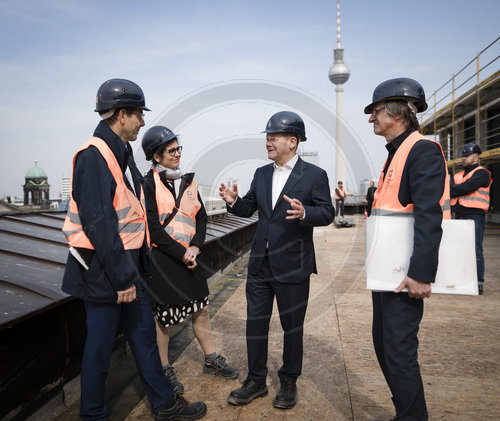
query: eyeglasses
[
  {"left": 371, "top": 106, "right": 385, "bottom": 117},
  {"left": 130, "top": 110, "right": 145, "bottom": 121},
  {"left": 166, "top": 146, "right": 182, "bottom": 156}
]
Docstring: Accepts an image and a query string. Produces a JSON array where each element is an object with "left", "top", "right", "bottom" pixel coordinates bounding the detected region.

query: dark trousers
[
  {"left": 81, "top": 282, "right": 173, "bottom": 420},
  {"left": 335, "top": 199, "right": 345, "bottom": 217},
  {"left": 372, "top": 291, "right": 428, "bottom": 421},
  {"left": 367, "top": 200, "right": 374, "bottom": 217},
  {"left": 456, "top": 213, "right": 485, "bottom": 283},
  {"left": 246, "top": 254, "right": 310, "bottom": 384}
]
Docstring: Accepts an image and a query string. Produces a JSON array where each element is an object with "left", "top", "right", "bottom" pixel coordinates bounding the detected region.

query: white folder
[{"left": 365, "top": 216, "right": 478, "bottom": 295}]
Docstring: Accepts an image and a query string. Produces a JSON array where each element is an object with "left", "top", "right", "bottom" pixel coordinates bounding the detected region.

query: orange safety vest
[
  {"left": 335, "top": 187, "right": 346, "bottom": 200},
  {"left": 152, "top": 170, "right": 201, "bottom": 248},
  {"left": 450, "top": 166, "right": 492, "bottom": 211},
  {"left": 372, "top": 131, "right": 451, "bottom": 219},
  {"left": 62, "top": 137, "right": 150, "bottom": 250}
]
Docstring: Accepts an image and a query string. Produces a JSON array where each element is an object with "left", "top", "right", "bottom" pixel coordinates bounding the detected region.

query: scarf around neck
[{"left": 154, "top": 164, "right": 184, "bottom": 180}]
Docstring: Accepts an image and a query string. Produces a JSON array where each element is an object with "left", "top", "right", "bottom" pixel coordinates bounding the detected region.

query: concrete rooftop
[{"left": 123, "top": 215, "right": 500, "bottom": 421}]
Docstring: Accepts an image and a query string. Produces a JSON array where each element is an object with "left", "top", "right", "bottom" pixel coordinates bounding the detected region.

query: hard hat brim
[
  {"left": 261, "top": 130, "right": 307, "bottom": 141},
  {"left": 364, "top": 97, "right": 428, "bottom": 114},
  {"left": 94, "top": 105, "right": 151, "bottom": 113}
]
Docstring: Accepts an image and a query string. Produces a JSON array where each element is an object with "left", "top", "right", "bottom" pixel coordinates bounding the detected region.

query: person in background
[
  {"left": 366, "top": 180, "right": 377, "bottom": 217},
  {"left": 335, "top": 181, "right": 346, "bottom": 217},
  {"left": 62, "top": 79, "right": 206, "bottom": 421},
  {"left": 142, "top": 125, "right": 238, "bottom": 395},
  {"left": 219, "top": 111, "right": 334, "bottom": 410},
  {"left": 450, "top": 142, "right": 492, "bottom": 295},
  {"left": 365, "top": 77, "right": 450, "bottom": 421}
]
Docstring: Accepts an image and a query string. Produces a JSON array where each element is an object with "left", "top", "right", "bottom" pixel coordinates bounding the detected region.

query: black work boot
[
  {"left": 272, "top": 380, "right": 297, "bottom": 409},
  {"left": 203, "top": 354, "right": 239, "bottom": 379},
  {"left": 227, "top": 377, "right": 268, "bottom": 406},
  {"left": 154, "top": 394, "right": 207, "bottom": 420},
  {"left": 163, "top": 365, "right": 184, "bottom": 395}
]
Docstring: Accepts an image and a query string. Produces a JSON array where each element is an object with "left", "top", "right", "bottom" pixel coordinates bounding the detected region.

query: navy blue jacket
[
  {"left": 450, "top": 163, "right": 491, "bottom": 215},
  {"left": 228, "top": 158, "right": 334, "bottom": 283},
  {"left": 62, "top": 121, "right": 149, "bottom": 303},
  {"left": 382, "top": 130, "right": 447, "bottom": 283}
]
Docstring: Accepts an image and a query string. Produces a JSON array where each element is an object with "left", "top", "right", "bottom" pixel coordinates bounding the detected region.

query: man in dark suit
[{"left": 219, "top": 111, "right": 334, "bottom": 409}]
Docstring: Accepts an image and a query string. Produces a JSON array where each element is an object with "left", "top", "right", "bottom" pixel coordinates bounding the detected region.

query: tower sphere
[{"left": 329, "top": 62, "right": 350, "bottom": 85}]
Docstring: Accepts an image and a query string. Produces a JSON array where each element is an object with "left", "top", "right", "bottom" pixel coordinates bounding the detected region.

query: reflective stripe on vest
[
  {"left": 371, "top": 131, "right": 451, "bottom": 219},
  {"left": 450, "top": 166, "right": 492, "bottom": 211},
  {"left": 152, "top": 170, "right": 201, "bottom": 248},
  {"left": 335, "top": 187, "right": 346, "bottom": 200},
  {"left": 62, "top": 137, "right": 150, "bottom": 250}
]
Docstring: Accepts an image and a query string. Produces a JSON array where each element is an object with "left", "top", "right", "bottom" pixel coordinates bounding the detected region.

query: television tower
[{"left": 328, "top": 0, "right": 350, "bottom": 191}]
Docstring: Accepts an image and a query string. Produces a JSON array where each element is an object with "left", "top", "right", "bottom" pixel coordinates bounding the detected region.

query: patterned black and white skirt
[{"left": 153, "top": 296, "right": 210, "bottom": 328}]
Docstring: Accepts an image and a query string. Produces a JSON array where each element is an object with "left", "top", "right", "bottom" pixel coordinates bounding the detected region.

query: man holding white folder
[{"left": 364, "top": 78, "right": 450, "bottom": 421}]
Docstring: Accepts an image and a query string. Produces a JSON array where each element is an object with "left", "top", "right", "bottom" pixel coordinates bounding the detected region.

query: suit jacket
[
  {"left": 366, "top": 186, "right": 376, "bottom": 203},
  {"left": 228, "top": 157, "right": 334, "bottom": 283}
]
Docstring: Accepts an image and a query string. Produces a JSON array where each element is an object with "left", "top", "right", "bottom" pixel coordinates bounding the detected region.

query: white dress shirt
[
  {"left": 272, "top": 154, "right": 298, "bottom": 209},
  {"left": 229, "top": 154, "right": 304, "bottom": 219}
]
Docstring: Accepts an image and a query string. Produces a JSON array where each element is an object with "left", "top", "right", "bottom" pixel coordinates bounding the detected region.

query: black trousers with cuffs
[{"left": 245, "top": 252, "right": 310, "bottom": 384}]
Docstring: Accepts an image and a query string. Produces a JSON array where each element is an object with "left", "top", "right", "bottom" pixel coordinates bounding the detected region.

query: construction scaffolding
[{"left": 420, "top": 37, "right": 500, "bottom": 223}]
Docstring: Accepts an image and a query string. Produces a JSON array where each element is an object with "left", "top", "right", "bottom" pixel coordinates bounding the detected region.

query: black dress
[{"left": 144, "top": 169, "right": 210, "bottom": 327}]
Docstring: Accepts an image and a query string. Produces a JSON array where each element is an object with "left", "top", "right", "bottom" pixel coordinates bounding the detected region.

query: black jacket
[
  {"left": 143, "top": 169, "right": 209, "bottom": 304},
  {"left": 62, "top": 121, "right": 150, "bottom": 303},
  {"left": 228, "top": 158, "right": 334, "bottom": 283},
  {"left": 382, "top": 130, "right": 447, "bottom": 283},
  {"left": 366, "top": 186, "right": 376, "bottom": 203},
  {"left": 450, "top": 163, "right": 491, "bottom": 215}
]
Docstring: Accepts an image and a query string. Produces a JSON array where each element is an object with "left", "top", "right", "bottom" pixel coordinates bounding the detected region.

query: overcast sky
[{"left": 0, "top": 0, "right": 498, "bottom": 199}]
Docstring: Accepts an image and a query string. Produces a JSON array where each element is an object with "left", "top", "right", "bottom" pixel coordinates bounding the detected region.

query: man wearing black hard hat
[
  {"left": 365, "top": 78, "right": 451, "bottom": 421},
  {"left": 219, "top": 111, "right": 334, "bottom": 410},
  {"left": 62, "top": 79, "right": 206, "bottom": 420},
  {"left": 451, "top": 142, "right": 492, "bottom": 295}
]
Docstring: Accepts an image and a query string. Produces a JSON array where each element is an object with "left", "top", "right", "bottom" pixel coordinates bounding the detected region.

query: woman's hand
[{"left": 183, "top": 245, "right": 200, "bottom": 270}]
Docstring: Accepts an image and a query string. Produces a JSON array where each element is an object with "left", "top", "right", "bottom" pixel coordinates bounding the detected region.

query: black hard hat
[
  {"left": 364, "top": 78, "right": 428, "bottom": 114},
  {"left": 142, "top": 126, "right": 179, "bottom": 161},
  {"left": 262, "top": 111, "right": 307, "bottom": 141},
  {"left": 95, "top": 78, "right": 150, "bottom": 113},
  {"left": 461, "top": 142, "right": 481, "bottom": 157},
  {"left": 338, "top": 181, "right": 343, "bottom": 185}
]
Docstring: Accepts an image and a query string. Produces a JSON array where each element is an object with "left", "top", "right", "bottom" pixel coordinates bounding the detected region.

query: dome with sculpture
[
  {"left": 23, "top": 160, "right": 50, "bottom": 207},
  {"left": 25, "top": 162, "right": 48, "bottom": 181}
]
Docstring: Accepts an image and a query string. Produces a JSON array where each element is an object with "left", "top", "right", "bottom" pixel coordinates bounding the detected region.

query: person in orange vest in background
[
  {"left": 141, "top": 125, "right": 238, "bottom": 395},
  {"left": 451, "top": 142, "right": 492, "bottom": 295},
  {"left": 61, "top": 79, "right": 206, "bottom": 421},
  {"left": 365, "top": 78, "right": 450, "bottom": 421},
  {"left": 334, "top": 181, "right": 346, "bottom": 217}
]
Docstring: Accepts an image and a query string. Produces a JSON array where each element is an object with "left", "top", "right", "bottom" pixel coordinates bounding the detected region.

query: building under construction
[{"left": 420, "top": 37, "right": 500, "bottom": 223}]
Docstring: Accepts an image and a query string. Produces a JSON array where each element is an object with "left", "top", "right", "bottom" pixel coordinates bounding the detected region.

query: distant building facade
[
  {"left": 298, "top": 150, "right": 320, "bottom": 166},
  {"left": 61, "top": 176, "right": 71, "bottom": 201}
]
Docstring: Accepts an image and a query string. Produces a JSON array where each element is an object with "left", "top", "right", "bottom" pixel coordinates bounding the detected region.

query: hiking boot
[
  {"left": 154, "top": 394, "right": 207, "bottom": 420},
  {"left": 163, "top": 365, "right": 185, "bottom": 395},
  {"left": 203, "top": 354, "right": 239, "bottom": 379}
]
